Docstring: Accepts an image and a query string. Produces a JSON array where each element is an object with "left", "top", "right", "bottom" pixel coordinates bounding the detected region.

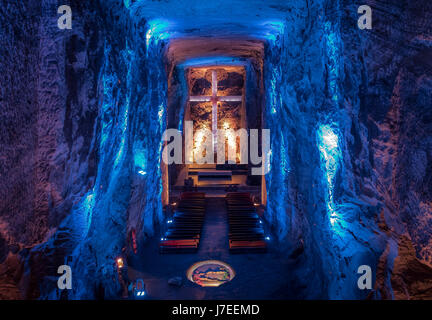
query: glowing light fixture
[
  {"left": 146, "top": 19, "right": 171, "bottom": 49},
  {"left": 116, "top": 257, "right": 124, "bottom": 269},
  {"left": 317, "top": 124, "right": 341, "bottom": 225},
  {"left": 138, "top": 170, "right": 147, "bottom": 175},
  {"left": 134, "top": 279, "right": 146, "bottom": 299}
]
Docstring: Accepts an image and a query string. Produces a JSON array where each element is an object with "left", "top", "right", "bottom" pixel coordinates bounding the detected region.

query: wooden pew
[
  {"left": 160, "top": 192, "right": 206, "bottom": 253},
  {"left": 226, "top": 192, "right": 267, "bottom": 253}
]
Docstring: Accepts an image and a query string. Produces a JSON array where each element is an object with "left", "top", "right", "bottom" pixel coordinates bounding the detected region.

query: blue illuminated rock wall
[
  {"left": 0, "top": 1, "right": 42, "bottom": 299},
  {"left": 263, "top": 0, "right": 338, "bottom": 298},
  {"left": 0, "top": 1, "right": 109, "bottom": 298},
  {"left": 264, "top": 0, "right": 432, "bottom": 299},
  {"left": 262, "top": 0, "right": 390, "bottom": 299},
  {"left": 0, "top": 0, "right": 430, "bottom": 300},
  {"left": 0, "top": 0, "right": 169, "bottom": 299},
  {"left": 25, "top": 1, "right": 135, "bottom": 299},
  {"left": 340, "top": 0, "right": 432, "bottom": 299},
  {"left": 59, "top": 2, "right": 169, "bottom": 299}
]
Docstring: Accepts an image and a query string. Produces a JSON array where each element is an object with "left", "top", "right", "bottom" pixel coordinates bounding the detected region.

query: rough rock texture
[
  {"left": 357, "top": 0, "right": 432, "bottom": 299},
  {"left": 0, "top": 0, "right": 166, "bottom": 299},
  {"left": 0, "top": 1, "right": 41, "bottom": 246}
]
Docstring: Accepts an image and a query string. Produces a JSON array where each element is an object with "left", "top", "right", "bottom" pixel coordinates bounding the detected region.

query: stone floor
[{"left": 128, "top": 198, "right": 302, "bottom": 299}]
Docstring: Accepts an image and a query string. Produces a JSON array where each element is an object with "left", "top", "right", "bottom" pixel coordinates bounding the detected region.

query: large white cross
[{"left": 189, "top": 70, "right": 242, "bottom": 151}]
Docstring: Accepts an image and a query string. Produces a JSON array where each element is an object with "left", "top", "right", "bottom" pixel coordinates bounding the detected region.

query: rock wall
[
  {"left": 350, "top": 0, "right": 432, "bottom": 299},
  {"left": 0, "top": 0, "right": 430, "bottom": 300}
]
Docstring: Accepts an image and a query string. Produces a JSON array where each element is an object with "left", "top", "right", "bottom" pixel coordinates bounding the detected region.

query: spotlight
[
  {"left": 259, "top": 220, "right": 263, "bottom": 224},
  {"left": 265, "top": 236, "right": 270, "bottom": 241},
  {"left": 135, "top": 291, "right": 146, "bottom": 297},
  {"left": 138, "top": 170, "right": 147, "bottom": 175},
  {"left": 167, "top": 220, "right": 173, "bottom": 224}
]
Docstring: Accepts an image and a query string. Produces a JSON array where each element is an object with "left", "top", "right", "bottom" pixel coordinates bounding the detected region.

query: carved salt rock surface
[
  {"left": 218, "top": 102, "right": 241, "bottom": 130},
  {"left": 190, "top": 102, "right": 212, "bottom": 130},
  {"left": 338, "top": 0, "right": 432, "bottom": 299},
  {"left": 0, "top": 0, "right": 431, "bottom": 300}
]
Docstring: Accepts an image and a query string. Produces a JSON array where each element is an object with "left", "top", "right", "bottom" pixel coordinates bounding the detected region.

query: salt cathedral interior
[{"left": 0, "top": 0, "right": 431, "bottom": 301}]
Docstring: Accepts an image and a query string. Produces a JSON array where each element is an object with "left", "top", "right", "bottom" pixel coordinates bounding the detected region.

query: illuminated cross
[{"left": 189, "top": 70, "right": 242, "bottom": 151}]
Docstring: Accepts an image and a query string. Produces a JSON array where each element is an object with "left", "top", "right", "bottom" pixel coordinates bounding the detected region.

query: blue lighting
[
  {"left": 324, "top": 21, "right": 341, "bottom": 103},
  {"left": 261, "top": 20, "right": 285, "bottom": 42},
  {"left": 138, "top": 170, "right": 147, "bottom": 175},
  {"left": 265, "top": 236, "right": 270, "bottom": 241},
  {"left": 317, "top": 124, "right": 341, "bottom": 226},
  {"left": 158, "top": 102, "right": 165, "bottom": 128},
  {"left": 123, "top": 0, "right": 131, "bottom": 9},
  {"left": 179, "top": 56, "right": 248, "bottom": 68},
  {"left": 134, "top": 150, "right": 147, "bottom": 172},
  {"left": 133, "top": 279, "right": 146, "bottom": 299},
  {"left": 146, "top": 19, "right": 171, "bottom": 50},
  {"left": 74, "top": 191, "right": 95, "bottom": 236},
  {"left": 268, "top": 66, "right": 281, "bottom": 115}
]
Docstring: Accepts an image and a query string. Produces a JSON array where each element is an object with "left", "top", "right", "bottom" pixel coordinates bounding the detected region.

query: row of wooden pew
[
  {"left": 226, "top": 193, "right": 267, "bottom": 252},
  {"left": 159, "top": 192, "right": 206, "bottom": 253}
]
